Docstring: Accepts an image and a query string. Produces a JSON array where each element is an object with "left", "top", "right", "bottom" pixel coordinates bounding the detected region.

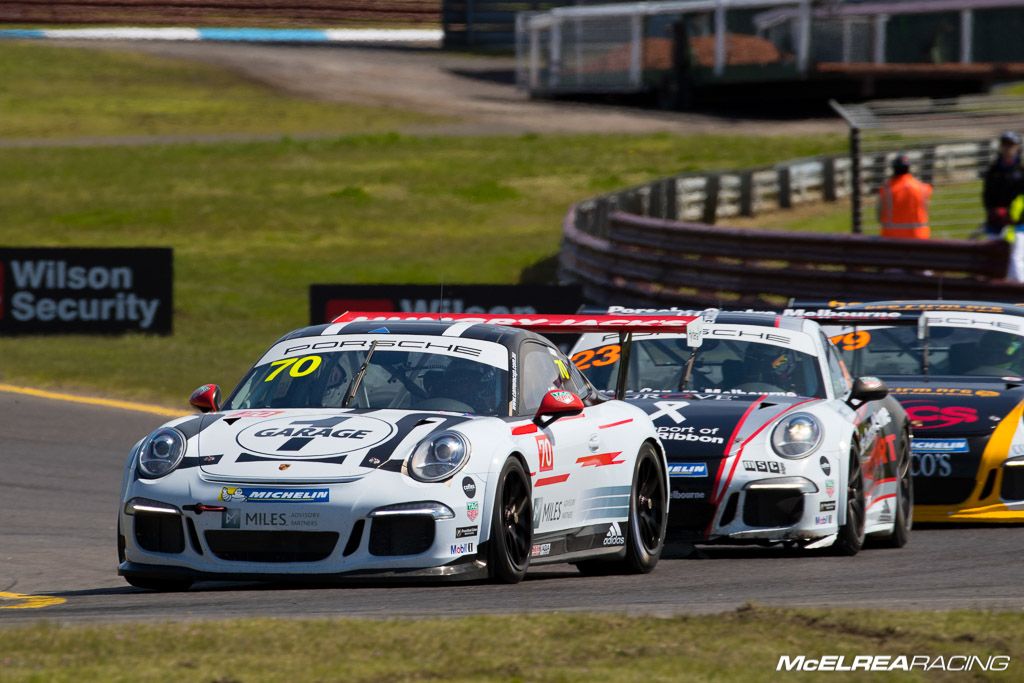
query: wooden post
[
  {"left": 778, "top": 166, "right": 792, "bottom": 210},
  {"left": 739, "top": 171, "right": 754, "bottom": 216},
  {"left": 850, "top": 127, "right": 863, "bottom": 234},
  {"left": 823, "top": 157, "right": 837, "bottom": 202},
  {"left": 703, "top": 175, "right": 720, "bottom": 225}
]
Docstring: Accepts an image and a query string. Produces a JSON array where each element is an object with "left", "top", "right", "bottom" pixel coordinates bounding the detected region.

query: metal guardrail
[
  {"left": 562, "top": 210, "right": 1023, "bottom": 307},
  {"left": 517, "top": 0, "right": 1024, "bottom": 95},
  {"left": 572, "top": 138, "right": 996, "bottom": 231},
  {"left": 561, "top": 138, "right": 1024, "bottom": 307}
]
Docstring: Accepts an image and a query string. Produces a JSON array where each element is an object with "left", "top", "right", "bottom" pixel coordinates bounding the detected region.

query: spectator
[
  {"left": 982, "top": 131, "right": 1024, "bottom": 236},
  {"left": 878, "top": 154, "right": 932, "bottom": 239}
]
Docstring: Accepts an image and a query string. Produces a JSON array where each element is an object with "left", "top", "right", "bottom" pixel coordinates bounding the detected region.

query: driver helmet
[{"left": 743, "top": 343, "right": 795, "bottom": 386}]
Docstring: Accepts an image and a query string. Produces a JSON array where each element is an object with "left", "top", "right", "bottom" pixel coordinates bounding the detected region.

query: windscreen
[
  {"left": 225, "top": 336, "right": 509, "bottom": 415},
  {"left": 572, "top": 331, "right": 825, "bottom": 398},
  {"left": 832, "top": 325, "right": 1024, "bottom": 378}
]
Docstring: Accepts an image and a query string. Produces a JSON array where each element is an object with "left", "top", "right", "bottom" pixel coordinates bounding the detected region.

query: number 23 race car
[
  {"left": 117, "top": 313, "right": 686, "bottom": 590},
  {"left": 570, "top": 308, "right": 913, "bottom": 555}
]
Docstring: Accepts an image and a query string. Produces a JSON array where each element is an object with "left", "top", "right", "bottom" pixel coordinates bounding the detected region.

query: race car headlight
[
  {"left": 771, "top": 413, "right": 822, "bottom": 459},
  {"left": 137, "top": 428, "right": 186, "bottom": 479},
  {"left": 408, "top": 431, "right": 470, "bottom": 482}
]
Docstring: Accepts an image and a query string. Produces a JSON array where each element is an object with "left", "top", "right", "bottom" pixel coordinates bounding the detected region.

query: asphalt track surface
[{"left": 2, "top": 390, "right": 1023, "bottom": 626}]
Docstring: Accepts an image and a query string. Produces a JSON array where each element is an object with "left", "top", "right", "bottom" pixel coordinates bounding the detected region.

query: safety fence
[
  {"left": 561, "top": 134, "right": 1024, "bottom": 306},
  {"left": 517, "top": 0, "right": 1024, "bottom": 96},
  {"left": 574, "top": 138, "right": 997, "bottom": 234},
  {"left": 0, "top": 1, "right": 441, "bottom": 26},
  {"left": 561, "top": 209, "right": 1024, "bottom": 307}
]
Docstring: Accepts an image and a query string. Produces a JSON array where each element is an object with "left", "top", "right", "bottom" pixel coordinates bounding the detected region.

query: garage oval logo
[{"left": 235, "top": 414, "right": 396, "bottom": 457}]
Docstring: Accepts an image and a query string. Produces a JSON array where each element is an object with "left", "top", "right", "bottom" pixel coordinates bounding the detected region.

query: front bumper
[{"left": 119, "top": 470, "right": 489, "bottom": 582}]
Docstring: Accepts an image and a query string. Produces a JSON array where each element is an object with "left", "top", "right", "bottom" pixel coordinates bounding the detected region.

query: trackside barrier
[{"left": 560, "top": 209, "right": 1024, "bottom": 307}]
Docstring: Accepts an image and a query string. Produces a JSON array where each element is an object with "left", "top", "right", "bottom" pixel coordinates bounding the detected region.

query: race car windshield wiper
[
  {"left": 342, "top": 340, "right": 379, "bottom": 408},
  {"left": 678, "top": 346, "right": 700, "bottom": 391}
]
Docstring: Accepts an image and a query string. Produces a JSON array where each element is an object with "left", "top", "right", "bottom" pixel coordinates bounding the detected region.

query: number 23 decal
[{"left": 571, "top": 344, "right": 620, "bottom": 370}]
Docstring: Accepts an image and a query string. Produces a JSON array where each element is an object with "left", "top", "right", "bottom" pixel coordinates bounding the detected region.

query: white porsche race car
[
  {"left": 117, "top": 313, "right": 685, "bottom": 590},
  {"left": 569, "top": 308, "right": 913, "bottom": 555}
]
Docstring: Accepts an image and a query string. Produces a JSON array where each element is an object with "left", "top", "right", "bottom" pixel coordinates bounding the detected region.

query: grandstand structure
[{"left": 516, "top": 0, "right": 1024, "bottom": 107}]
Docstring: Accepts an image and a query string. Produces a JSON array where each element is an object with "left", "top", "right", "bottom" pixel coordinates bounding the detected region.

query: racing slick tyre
[
  {"left": 832, "top": 449, "right": 866, "bottom": 556},
  {"left": 877, "top": 437, "right": 913, "bottom": 548},
  {"left": 124, "top": 576, "right": 193, "bottom": 592},
  {"left": 576, "top": 443, "right": 667, "bottom": 575},
  {"left": 487, "top": 456, "right": 532, "bottom": 584}
]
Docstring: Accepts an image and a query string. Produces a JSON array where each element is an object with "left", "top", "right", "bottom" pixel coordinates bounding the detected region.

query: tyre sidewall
[{"left": 487, "top": 456, "right": 532, "bottom": 583}]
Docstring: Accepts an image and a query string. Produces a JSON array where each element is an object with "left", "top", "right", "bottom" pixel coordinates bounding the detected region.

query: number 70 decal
[{"left": 264, "top": 355, "right": 322, "bottom": 382}]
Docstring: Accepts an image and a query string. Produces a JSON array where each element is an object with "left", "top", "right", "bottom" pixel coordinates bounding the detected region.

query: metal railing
[{"left": 517, "top": 0, "right": 1024, "bottom": 95}]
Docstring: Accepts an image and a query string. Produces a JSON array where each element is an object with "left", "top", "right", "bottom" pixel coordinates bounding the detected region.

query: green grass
[
  {"left": 0, "top": 607, "right": 1020, "bottom": 681},
  {"left": 0, "top": 133, "right": 844, "bottom": 406},
  {"left": 0, "top": 41, "right": 844, "bottom": 406},
  {"left": 0, "top": 42, "right": 442, "bottom": 138}
]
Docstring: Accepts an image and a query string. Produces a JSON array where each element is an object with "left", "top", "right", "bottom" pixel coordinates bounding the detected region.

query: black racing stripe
[
  {"left": 234, "top": 452, "right": 348, "bottom": 465},
  {"left": 359, "top": 413, "right": 473, "bottom": 470},
  {"left": 176, "top": 413, "right": 223, "bottom": 440},
  {"left": 179, "top": 454, "right": 223, "bottom": 470}
]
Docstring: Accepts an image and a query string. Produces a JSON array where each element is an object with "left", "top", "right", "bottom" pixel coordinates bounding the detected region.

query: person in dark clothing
[{"left": 983, "top": 131, "right": 1024, "bottom": 236}]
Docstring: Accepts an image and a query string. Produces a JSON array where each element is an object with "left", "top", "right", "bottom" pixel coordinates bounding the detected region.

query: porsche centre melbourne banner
[
  {"left": 0, "top": 247, "right": 173, "bottom": 335},
  {"left": 309, "top": 284, "right": 584, "bottom": 324}
]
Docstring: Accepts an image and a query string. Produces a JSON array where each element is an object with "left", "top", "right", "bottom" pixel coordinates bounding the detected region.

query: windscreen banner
[{"left": 0, "top": 247, "right": 173, "bottom": 335}]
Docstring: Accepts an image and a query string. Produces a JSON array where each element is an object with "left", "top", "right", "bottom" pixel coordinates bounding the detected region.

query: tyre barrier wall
[
  {"left": 0, "top": 1, "right": 441, "bottom": 27},
  {"left": 561, "top": 209, "right": 1024, "bottom": 308}
]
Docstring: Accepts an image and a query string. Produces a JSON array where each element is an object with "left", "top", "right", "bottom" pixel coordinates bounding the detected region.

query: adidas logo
[
  {"left": 882, "top": 500, "right": 891, "bottom": 514},
  {"left": 603, "top": 521, "right": 625, "bottom": 546}
]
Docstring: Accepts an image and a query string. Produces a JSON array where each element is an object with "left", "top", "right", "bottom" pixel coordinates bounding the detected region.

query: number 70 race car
[{"left": 117, "top": 313, "right": 686, "bottom": 590}]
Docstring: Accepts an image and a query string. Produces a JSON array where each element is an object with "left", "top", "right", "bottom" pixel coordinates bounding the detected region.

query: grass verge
[
  {"left": 0, "top": 41, "right": 845, "bottom": 406},
  {"left": 0, "top": 42, "right": 443, "bottom": 139},
  {"left": 0, "top": 133, "right": 844, "bottom": 406},
  {"left": 1, "top": 607, "right": 1020, "bottom": 682}
]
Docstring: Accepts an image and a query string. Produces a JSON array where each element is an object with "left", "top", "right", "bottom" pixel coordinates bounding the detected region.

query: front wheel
[
  {"left": 577, "top": 442, "right": 667, "bottom": 575},
  {"left": 486, "top": 457, "right": 532, "bottom": 584},
  {"left": 832, "top": 449, "right": 866, "bottom": 556}
]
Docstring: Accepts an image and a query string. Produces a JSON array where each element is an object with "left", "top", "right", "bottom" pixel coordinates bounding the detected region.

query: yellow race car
[{"left": 816, "top": 300, "right": 1024, "bottom": 523}]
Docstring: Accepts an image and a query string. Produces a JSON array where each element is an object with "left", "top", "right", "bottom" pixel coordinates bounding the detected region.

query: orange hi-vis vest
[{"left": 878, "top": 174, "right": 932, "bottom": 239}]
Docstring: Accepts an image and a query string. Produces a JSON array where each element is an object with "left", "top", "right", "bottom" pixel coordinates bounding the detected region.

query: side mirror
[
  {"left": 534, "top": 389, "right": 584, "bottom": 425},
  {"left": 189, "top": 384, "right": 221, "bottom": 413},
  {"left": 848, "top": 376, "right": 888, "bottom": 406}
]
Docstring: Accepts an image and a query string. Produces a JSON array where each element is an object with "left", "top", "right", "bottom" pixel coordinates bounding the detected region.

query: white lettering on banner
[
  {"left": 398, "top": 298, "right": 537, "bottom": 315},
  {"left": 10, "top": 291, "right": 160, "bottom": 328},
  {"left": 10, "top": 260, "right": 133, "bottom": 290}
]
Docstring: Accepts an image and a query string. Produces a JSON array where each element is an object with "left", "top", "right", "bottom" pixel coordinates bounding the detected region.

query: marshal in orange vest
[{"left": 878, "top": 171, "right": 933, "bottom": 240}]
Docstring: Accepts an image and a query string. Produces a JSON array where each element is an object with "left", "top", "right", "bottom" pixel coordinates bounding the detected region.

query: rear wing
[
  {"left": 332, "top": 311, "right": 703, "bottom": 400},
  {"left": 331, "top": 311, "right": 699, "bottom": 336}
]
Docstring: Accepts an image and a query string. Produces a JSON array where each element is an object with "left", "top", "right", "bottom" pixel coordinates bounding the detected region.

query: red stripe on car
[
  {"left": 598, "top": 418, "right": 633, "bottom": 430},
  {"left": 535, "top": 473, "right": 570, "bottom": 486},
  {"left": 576, "top": 451, "right": 624, "bottom": 467}
]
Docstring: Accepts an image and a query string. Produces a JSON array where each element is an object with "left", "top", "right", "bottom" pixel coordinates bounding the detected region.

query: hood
[
  {"left": 884, "top": 376, "right": 1024, "bottom": 437},
  {"left": 183, "top": 408, "right": 473, "bottom": 483},
  {"left": 626, "top": 392, "right": 810, "bottom": 459}
]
